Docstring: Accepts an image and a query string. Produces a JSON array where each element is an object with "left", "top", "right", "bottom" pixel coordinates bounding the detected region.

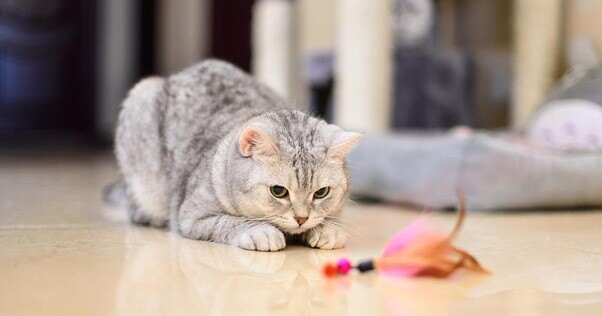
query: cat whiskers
[
  {"left": 325, "top": 217, "right": 363, "bottom": 234},
  {"left": 346, "top": 197, "right": 360, "bottom": 206},
  {"left": 326, "top": 215, "right": 362, "bottom": 230},
  {"left": 344, "top": 158, "right": 369, "bottom": 174},
  {"left": 323, "top": 216, "right": 366, "bottom": 241},
  {"left": 322, "top": 221, "right": 364, "bottom": 241}
]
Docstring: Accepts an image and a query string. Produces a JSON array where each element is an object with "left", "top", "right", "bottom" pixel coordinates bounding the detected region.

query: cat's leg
[
  {"left": 126, "top": 196, "right": 169, "bottom": 228},
  {"left": 303, "top": 222, "right": 348, "bottom": 250},
  {"left": 102, "top": 179, "right": 128, "bottom": 208},
  {"left": 177, "top": 199, "right": 286, "bottom": 251},
  {"left": 103, "top": 179, "right": 168, "bottom": 226},
  {"left": 181, "top": 215, "right": 286, "bottom": 251},
  {"left": 115, "top": 77, "right": 170, "bottom": 228}
]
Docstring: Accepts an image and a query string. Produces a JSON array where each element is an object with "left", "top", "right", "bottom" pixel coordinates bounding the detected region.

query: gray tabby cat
[{"left": 114, "top": 60, "right": 362, "bottom": 251}]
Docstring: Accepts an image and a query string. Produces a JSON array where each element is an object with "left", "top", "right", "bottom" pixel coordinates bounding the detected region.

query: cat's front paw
[
  {"left": 305, "top": 225, "right": 347, "bottom": 250},
  {"left": 236, "top": 224, "right": 286, "bottom": 252}
]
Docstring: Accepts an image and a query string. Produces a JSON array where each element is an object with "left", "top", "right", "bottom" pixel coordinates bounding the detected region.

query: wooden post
[
  {"left": 335, "top": 0, "right": 393, "bottom": 132},
  {"left": 252, "top": 0, "right": 298, "bottom": 100},
  {"left": 155, "top": 0, "right": 209, "bottom": 75},
  {"left": 512, "top": 0, "right": 563, "bottom": 129}
]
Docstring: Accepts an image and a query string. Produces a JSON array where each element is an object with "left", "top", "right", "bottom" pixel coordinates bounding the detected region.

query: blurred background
[
  {"left": 4, "top": 3, "right": 602, "bottom": 314},
  {"left": 0, "top": 0, "right": 601, "bottom": 148}
]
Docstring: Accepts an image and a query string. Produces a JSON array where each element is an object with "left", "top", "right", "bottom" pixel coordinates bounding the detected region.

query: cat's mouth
[
  {"left": 281, "top": 226, "right": 312, "bottom": 235},
  {"left": 267, "top": 215, "right": 322, "bottom": 235},
  {"left": 274, "top": 220, "right": 319, "bottom": 235}
]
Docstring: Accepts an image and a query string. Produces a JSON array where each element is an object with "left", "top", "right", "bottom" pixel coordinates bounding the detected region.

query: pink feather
[
  {"left": 375, "top": 194, "right": 488, "bottom": 278},
  {"left": 380, "top": 217, "right": 431, "bottom": 277}
]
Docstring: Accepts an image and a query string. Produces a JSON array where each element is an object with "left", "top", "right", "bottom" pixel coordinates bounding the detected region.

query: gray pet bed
[{"left": 348, "top": 132, "right": 602, "bottom": 210}]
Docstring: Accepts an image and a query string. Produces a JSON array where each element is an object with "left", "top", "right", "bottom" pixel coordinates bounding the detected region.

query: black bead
[{"left": 356, "top": 260, "right": 374, "bottom": 273}]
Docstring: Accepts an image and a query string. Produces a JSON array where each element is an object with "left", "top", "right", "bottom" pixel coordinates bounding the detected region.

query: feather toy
[{"left": 323, "top": 193, "right": 488, "bottom": 278}]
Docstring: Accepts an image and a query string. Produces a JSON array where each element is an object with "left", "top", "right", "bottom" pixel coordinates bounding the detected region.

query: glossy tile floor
[{"left": 1, "top": 150, "right": 601, "bottom": 315}]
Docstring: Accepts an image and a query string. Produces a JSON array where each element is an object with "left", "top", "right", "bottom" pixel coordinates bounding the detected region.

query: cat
[{"left": 112, "top": 59, "right": 362, "bottom": 251}]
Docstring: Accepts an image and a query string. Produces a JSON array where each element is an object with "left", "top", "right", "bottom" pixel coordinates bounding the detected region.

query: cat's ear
[
  {"left": 239, "top": 127, "right": 279, "bottom": 159},
  {"left": 327, "top": 131, "right": 363, "bottom": 159}
]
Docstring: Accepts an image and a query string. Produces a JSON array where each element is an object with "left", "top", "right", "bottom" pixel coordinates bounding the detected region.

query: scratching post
[
  {"left": 334, "top": 0, "right": 393, "bottom": 132},
  {"left": 252, "top": 0, "right": 298, "bottom": 100},
  {"left": 155, "top": 0, "right": 209, "bottom": 74},
  {"left": 512, "top": 0, "right": 562, "bottom": 129}
]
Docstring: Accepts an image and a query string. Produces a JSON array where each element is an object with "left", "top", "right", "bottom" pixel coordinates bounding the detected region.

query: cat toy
[{"left": 323, "top": 193, "right": 488, "bottom": 278}]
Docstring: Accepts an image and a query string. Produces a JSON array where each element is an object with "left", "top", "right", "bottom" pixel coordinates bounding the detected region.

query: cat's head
[{"left": 217, "top": 110, "right": 362, "bottom": 235}]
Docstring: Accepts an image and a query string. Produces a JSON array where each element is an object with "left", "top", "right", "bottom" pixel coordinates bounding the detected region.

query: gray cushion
[{"left": 348, "top": 133, "right": 602, "bottom": 210}]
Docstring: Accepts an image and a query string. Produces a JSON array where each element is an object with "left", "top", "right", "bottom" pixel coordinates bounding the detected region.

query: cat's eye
[
  {"left": 313, "top": 187, "right": 330, "bottom": 199},
  {"left": 270, "top": 185, "right": 288, "bottom": 198}
]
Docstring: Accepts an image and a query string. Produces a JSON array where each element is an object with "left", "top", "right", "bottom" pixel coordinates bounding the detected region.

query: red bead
[
  {"left": 337, "top": 258, "right": 352, "bottom": 274},
  {"left": 323, "top": 263, "right": 338, "bottom": 277}
]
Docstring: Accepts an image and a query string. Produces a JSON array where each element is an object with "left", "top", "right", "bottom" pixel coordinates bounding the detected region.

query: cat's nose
[{"left": 294, "top": 217, "right": 308, "bottom": 226}]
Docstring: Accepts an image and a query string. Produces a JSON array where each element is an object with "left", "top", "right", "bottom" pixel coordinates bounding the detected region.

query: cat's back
[
  {"left": 161, "top": 60, "right": 291, "bottom": 174},
  {"left": 161, "top": 60, "right": 289, "bottom": 151},
  {"left": 165, "top": 59, "right": 288, "bottom": 120}
]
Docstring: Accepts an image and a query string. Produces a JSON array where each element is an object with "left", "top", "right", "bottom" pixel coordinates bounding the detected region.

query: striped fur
[{"left": 114, "top": 60, "right": 361, "bottom": 251}]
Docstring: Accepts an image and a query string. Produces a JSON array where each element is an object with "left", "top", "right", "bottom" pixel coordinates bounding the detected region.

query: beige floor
[{"left": 1, "top": 151, "right": 601, "bottom": 316}]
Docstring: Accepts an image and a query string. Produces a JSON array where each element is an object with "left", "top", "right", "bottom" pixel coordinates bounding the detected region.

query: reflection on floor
[{"left": 0, "top": 151, "right": 601, "bottom": 315}]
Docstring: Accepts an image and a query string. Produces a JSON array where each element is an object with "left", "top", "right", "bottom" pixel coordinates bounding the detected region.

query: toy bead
[
  {"left": 337, "top": 258, "right": 352, "bottom": 274},
  {"left": 357, "top": 260, "right": 375, "bottom": 273},
  {"left": 323, "top": 263, "right": 338, "bottom": 277}
]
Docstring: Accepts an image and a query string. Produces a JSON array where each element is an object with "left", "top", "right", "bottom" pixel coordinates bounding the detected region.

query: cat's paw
[
  {"left": 236, "top": 225, "right": 286, "bottom": 252},
  {"left": 128, "top": 207, "right": 168, "bottom": 228},
  {"left": 305, "top": 225, "right": 347, "bottom": 250}
]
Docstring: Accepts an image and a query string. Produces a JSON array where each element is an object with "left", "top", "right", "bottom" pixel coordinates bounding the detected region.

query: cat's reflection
[{"left": 114, "top": 228, "right": 347, "bottom": 315}]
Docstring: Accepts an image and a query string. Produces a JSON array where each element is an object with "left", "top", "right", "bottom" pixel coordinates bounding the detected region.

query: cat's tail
[{"left": 102, "top": 179, "right": 128, "bottom": 208}]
